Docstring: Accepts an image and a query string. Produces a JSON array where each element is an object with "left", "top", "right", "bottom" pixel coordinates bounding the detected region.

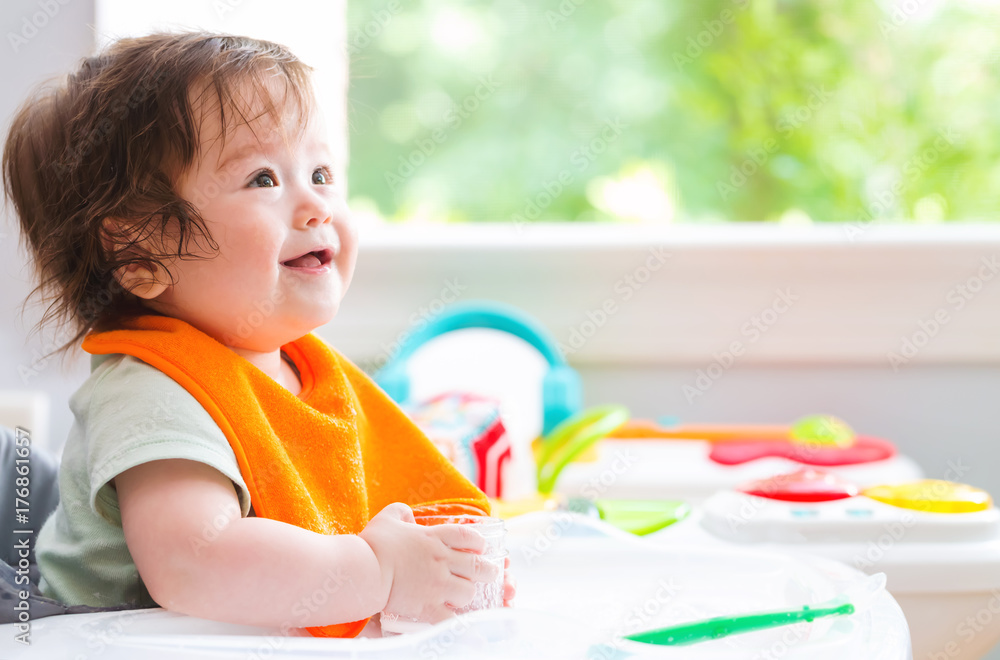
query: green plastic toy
[
  {"left": 535, "top": 404, "right": 630, "bottom": 495},
  {"left": 789, "top": 414, "right": 856, "bottom": 448},
  {"left": 566, "top": 498, "right": 691, "bottom": 536},
  {"left": 533, "top": 404, "right": 690, "bottom": 536}
]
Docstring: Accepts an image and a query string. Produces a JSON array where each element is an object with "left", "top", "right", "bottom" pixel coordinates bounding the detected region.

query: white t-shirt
[{"left": 35, "top": 353, "right": 252, "bottom": 607}]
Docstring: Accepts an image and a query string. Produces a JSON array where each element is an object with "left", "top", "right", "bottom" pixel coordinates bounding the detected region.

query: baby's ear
[{"left": 100, "top": 217, "right": 170, "bottom": 300}]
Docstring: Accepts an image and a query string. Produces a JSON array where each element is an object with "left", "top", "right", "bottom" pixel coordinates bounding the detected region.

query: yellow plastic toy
[{"left": 863, "top": 480, "right": 993, "bottom": 514}]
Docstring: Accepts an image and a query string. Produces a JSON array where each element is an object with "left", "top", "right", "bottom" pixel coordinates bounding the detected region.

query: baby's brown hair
[{"left": 3, "top": 31, "right": 314, "bottom": 368}]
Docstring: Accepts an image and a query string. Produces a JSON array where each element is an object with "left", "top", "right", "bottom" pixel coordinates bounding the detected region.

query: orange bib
[{"left": 82, "top": 314, "right": 489, "bottom": 637}]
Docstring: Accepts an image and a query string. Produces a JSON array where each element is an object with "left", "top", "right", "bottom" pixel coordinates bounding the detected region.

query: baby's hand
[{"left": 359, "top": 503, "right": 501, "bottom": 624}]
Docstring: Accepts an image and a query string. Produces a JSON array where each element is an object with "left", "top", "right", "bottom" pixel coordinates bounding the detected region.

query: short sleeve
[{"left": 83, "top": 355, "right": 252, "bottom": 523}]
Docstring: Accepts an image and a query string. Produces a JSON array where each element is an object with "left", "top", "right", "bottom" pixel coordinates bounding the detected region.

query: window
[{"left": 346, "top": 0, "right": 1000, "bottom": 226}]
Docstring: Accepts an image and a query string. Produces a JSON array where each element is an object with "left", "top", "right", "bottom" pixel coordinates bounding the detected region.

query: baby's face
[{"left": 155, "top": 82, "right": 357, "bottom": 351}]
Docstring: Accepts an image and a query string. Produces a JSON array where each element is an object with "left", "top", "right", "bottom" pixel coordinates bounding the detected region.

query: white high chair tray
[{"left": 0, "top": 512, "right": 910, "bottom": 659}]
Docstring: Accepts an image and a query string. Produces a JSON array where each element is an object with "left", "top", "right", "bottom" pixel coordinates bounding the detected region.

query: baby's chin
[
  {"left": 284, "top": 303, "right": 343, "bottom": 339},
  {"left": 215, "top": 304, "right": 340, "bottom": 350}
]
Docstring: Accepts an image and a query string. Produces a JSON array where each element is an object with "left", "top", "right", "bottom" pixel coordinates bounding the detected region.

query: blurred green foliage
[{"left": 345, "top": 0, "right": 1000, "bottom": 224}]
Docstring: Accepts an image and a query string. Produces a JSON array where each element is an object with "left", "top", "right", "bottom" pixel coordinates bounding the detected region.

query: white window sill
[
  {"left": 328, "top": 223, "right": 1000, "bottom": 368},
  {"left": 356, "top": 221, "right": 1000, "bottom": 249}
]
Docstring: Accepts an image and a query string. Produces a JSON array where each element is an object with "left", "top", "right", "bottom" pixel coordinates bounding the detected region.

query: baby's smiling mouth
[{"left": 281, "top": 247, "right": 335, "bottom": 270}]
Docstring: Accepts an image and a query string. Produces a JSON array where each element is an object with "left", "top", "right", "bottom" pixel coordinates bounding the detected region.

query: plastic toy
[
  {"left": 738, "top": 467, "right": 859, "bottom": 502},
  {"left": 790, "top": 414, "right": 857, "bottom": 448},
  {"left": 492, "top": 404, "right": 691, "bottom": 536},
  {"left": 375, "top": 300, "right": 582, "bottom": 436},
  {"left": 730, "top": 470, "right": 994, "bottom": 515},
  {"left": 534, "top": 404, "right": 629, "bottom": 495},
  {"left": 601, "top": 414, "right": 900, "bottom": 469},
  {"left": 402, "top": 391, "right": 512, "bottom": 497},
  {"left": 863, "top": 480, "right": 992, "bottom": 513},
  {"left": 557, "top": 414, "right": 922, "bottom": 502},
  {"left": 611, "top": 414, "right": 862, "bottom": 448},
  {"left": 374, "top": 300, "right": 918, "bottom": 503},
  {"left": 566, "top": 497, "right": 691, "bottom": 536},
  {"left": 709, "top": 434, "right": 895, "bottom": 467}
]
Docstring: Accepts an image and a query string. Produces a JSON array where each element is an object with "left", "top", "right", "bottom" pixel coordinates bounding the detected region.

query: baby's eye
[
  {"left": 249, "top": 170, "right": 277, "bottom": 188},
  {"left": 312, "top": 166, "right": 333, "bottom": 185}
]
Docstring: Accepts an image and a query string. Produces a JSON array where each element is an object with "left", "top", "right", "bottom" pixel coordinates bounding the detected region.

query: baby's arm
[{"left": 116, "top": 459, "right": 494, "bottom": 629}]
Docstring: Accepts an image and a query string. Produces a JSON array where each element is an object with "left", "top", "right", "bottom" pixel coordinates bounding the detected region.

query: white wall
[{"left": 1, "top": 0, "right": 97, "bottom": 451}]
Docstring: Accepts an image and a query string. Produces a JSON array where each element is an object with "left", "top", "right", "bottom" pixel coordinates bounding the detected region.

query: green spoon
[
  {"left": 623, "top": 602, "right": 855, "bottom": 646},
  {"left": 621, "top": 572, "right": 885, "bottom": 647}
]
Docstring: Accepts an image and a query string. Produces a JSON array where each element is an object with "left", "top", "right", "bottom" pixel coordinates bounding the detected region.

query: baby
[{"left": 3, "top": 31, "right": 512, "bottom": 636}]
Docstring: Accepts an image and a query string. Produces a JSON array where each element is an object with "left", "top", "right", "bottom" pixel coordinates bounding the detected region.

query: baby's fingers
[
  {"left": 503, "top": 570, "right": 517, "bottom": 606},
  {"left": 442, "top": 574, "right": 478, "bottom": 611},
  {"left": 430, "top": 523, "right": 487, "bottom": 554},
  {"left": 448, "top": 549, "right": 502, "bottom": 584}
]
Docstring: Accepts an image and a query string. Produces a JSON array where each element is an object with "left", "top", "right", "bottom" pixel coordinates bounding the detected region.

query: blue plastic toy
[{"left": 374, "top": 300, "right": 583, "bottom": 436}]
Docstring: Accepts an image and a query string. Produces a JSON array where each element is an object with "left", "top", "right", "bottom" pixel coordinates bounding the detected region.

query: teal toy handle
[{"left": 373, "top": 300, "right": 582, "bottom": 435}]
